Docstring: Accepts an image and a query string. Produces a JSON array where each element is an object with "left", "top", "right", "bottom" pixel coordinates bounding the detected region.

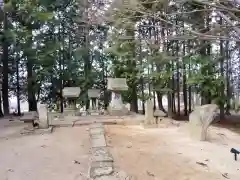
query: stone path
[{"left": 88, "top": 123, "right": 135, "bottom": 180}]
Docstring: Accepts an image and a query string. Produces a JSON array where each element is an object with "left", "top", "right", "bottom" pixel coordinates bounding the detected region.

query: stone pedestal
[{"left": 107, "top": 78, "right": 129, "bottom": 116}]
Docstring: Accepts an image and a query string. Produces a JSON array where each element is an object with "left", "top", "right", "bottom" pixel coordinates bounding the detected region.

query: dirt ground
[
  {"left": 0, "top": 121, "right": 90, "bottom": 180},
  {"left": 105, "top": 124, "right": 240, "bottom": 180}
]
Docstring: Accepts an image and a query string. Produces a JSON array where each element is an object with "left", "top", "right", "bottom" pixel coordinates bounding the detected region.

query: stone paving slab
[
  {"left": 94, "top": 171, "right": 136, "bottom": 180},
  {"left": 90, "top": 161, "right": 114, "bottom": 178},
  {"left": 90, "top": 123, "right": 104, "bottom": 129},
  {"left": 91, "top": 147, "right": 113, "bottom": 162},
  {"left": 90, "top": 127, "right": 105, "bottom": 136},
  {"left": 91, "top": 134, "right": 106, "bottom": 148}
]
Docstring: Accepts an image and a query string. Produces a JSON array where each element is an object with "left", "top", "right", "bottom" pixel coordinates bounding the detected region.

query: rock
[{"left": 189, "top": 104, "right": 218, "bottom": 141}]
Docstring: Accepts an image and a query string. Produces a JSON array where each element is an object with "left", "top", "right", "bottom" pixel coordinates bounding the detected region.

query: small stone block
[{"left": 91, "top": 147, "right": 113, "bottom": 162}]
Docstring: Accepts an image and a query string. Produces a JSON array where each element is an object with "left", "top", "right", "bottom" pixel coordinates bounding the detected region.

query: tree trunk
[
  {"left": 182, "top": 41, "right": 188, "bottom": 115},
  {"left": 225, "top": 41, "right": 231, "bottom": 115},
  {"left": 16, "top": 48, "right": 21, "bottom": 115},
  {"left": 219, "top": 17, "right": 225, "bottom": 119},
  {"left": 2, "top": 12, "right": 9, "bottom": 115},
  {"left": 27, "top": 59, "right": 37, "bottom": 111},
  {"left": 0, "top": 94, "right": 3, "bottom": 117}
]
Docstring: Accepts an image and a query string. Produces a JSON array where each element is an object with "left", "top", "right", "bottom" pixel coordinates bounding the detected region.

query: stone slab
[
  {"left": 90, "top": 123, "right": 104, "bottom": 129},
  {"left": 20, "top": 126, "right": 53, "bottom": 135},
  {"left": 89, "top": 161, "right": 113, "bottom": 178},
  {"left": 91, "top": 147, "right": 113, "bottom": 162},
  {"left": 142, "top": 123, "right": 158, "bottom": 129},
  {"left": 90, "top": 127, "right": 105, "bottom": 136},
  {"left": 91, "top": 134, "right": 107, "bottom": 148},
  {"left": 94, "top": 171, "right": 135, "bottom": 180}
]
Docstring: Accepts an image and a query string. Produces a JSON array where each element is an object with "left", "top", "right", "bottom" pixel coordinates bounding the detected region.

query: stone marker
[
  {"left": 37, "top": 103, "right": 49, "bottom": 129},
  {"left": 189, "top": 104, "right": 218, "bottom": 141},
  {"left": 143, "top": 99, "right": 157, "bottom": 128}
]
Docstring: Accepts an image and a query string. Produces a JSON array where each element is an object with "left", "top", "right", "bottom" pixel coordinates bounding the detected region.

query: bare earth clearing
[
  {"left": 0, "top": 121, "right": 90, "bottom": 180},
  {"left": 105, "top": 124, "right": 240, "bottom": 180}
]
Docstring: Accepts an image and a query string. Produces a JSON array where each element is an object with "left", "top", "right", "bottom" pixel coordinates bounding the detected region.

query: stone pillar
[
  {"left": 143, "top": 99, "right": 157, "bottom": 128},
  {"left": 37, "top": 103, "right": 49, "bottom": 129},
  {"left": 89, "top": 99, "right": 93, "bottom": 110},
  {"left": 96, "top": 99, "right": 99, "bottom": 110}
]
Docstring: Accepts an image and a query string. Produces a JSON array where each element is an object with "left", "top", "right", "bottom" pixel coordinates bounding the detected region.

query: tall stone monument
[
  {"left": 62, "top": 87, "right": 81, "bottom": 116},
  {"left": 88, "top": 89, "right": 101, "bottom": 115},
  {"left": 189, "top": 104, "right": 218, "bottom": 141},
  {"left": 107, "top": 78, "right": 129, "bottom": 116},
  {"left": 36, "top": 103, "right": 49, "bottom": 129},
  {"left": 143, "top": 99, "right": 157, "bottom": 128}
]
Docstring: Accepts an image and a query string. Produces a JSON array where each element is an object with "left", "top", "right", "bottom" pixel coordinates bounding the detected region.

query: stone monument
[
  {"left": 88, "top": 89, "right": 101, "bottom": 115},
  {"left": 189, "top": 104, "right": 218, "bottom": 141},
  {"left": 107, "top": 78, "right": 129, "bottom": 116},
  {"left": 36, "top": 103, "right": 49, "bottom": 129},
  {"left": 62, "top": 87, "right": 81, "bottom": 116},
  {"left": 143, "top": 99, "right": 157, "bottom": 128}
]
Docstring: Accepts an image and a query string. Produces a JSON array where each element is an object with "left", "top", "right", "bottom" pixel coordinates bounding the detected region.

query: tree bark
[{"left": 2, "top": 12, "right": 9, "bottom": 115}]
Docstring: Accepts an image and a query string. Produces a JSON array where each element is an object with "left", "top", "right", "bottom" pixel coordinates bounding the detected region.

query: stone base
[
  {"left": 142, "top": 123, "right": 158, "bottom": 129},
  {"left": 108, "top": 109, "right": 129, "bottom": 116},
  {"left": 20, "top": 126, "right": 53, "bottom": 135},
  {"left": 63, "top": 109, "right": 77, "bottom": 116},
  {"left": 81, "top": 111, "right": 87, "bottom": 116},
  {"left": 90, "top": 112, "right": 100, "bottom": 116},
  {"left": 189, "top": 125, "right": 206, "bottom": 141}
]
